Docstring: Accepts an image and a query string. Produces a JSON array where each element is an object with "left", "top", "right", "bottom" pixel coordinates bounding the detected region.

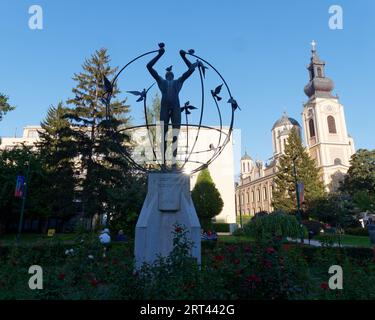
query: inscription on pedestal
[{"left": 158, "top": 176, "right": 181, "bottom": 211}]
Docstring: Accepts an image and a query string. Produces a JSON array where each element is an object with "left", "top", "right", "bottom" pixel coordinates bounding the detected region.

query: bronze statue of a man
[{"left": 147, "top": 45, "right": 196, "bottom": 169}]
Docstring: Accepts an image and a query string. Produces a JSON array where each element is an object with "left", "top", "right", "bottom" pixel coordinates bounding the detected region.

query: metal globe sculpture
[{"left": 101, "top": 43, "right": 239, "bottom": 174}]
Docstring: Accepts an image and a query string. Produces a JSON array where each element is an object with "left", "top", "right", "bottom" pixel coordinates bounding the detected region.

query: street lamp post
[
  {"left": 16, "top": 154, "right": 31, "bottom": 245},
  {"left": 292, "top": 156, "right": 304, "bottom": 243}
]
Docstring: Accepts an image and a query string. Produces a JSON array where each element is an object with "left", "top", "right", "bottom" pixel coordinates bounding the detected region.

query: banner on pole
[
  {"left": 15, "top": 175, "right": 25, "bottom": 198},
  {"left": 297, "top": 182, "right": 304, "bottom": 204}
]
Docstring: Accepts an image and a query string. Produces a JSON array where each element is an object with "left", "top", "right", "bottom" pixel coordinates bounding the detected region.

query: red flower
[
  {"left": 58, "top": 273, "right": 66, "bottom": 280},
  {"left": 266, "top": 247, "right": 276, "bottom": 254},
  {"left": 235, "top": 269, "right": 244, "bottom": 275},
  {"left": 263, "top": 259, "right": 272, "bottom": 269},
  {"left": 90, "top": 279, "right": 99, "bottom": 287},
  {"left": 207, "top": 230, "right": 212, "bottom": 236},
  {"left": 214, "top": 255, "right": 225, "bottom": 262},
  {"left": 234, "top": 259, "right": 240, "bottom": 265},
  {"left": 282, "top": 244, "right": 291, "bottom": 251},
  {"left": 320, "top": 282, "right": 329, "bottom": 290},
  {"left": 175, "top": 226, "right": 183, "bottom": 233},
  {"left": 246, "top": 274, "right": 261, "bottom": 284}
]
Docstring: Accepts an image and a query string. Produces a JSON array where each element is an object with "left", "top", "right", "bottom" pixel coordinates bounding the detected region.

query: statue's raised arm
[
  {"left": 178, "top": 50, "right": 196, "bottom": 83},
  {"left": 147, "top": 44, "right": 165, "bottom": 83}
]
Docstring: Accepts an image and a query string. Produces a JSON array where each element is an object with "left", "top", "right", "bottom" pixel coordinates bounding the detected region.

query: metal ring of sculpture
[{"left": 102, "top": 43, "right": 240, "bottom": 174}]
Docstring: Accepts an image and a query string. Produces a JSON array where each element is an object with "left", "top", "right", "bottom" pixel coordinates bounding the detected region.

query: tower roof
[
  {"left": 304, "top": 40, "right": 335, "bottom": 99},
  {"left": 241, "top": 151, "right": 252, "bottom": 160},
  {"left": 272, "top": 112, "right": 301, "bottom": 130}
]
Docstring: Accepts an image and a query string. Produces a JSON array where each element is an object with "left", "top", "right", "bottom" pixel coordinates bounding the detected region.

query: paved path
[{"left": 286, "top": 237, "right": 350, "bottom": 247}]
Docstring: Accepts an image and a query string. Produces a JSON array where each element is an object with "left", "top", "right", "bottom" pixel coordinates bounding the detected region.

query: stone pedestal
[{"left": 134, "top": 172, "right": 201, "bottom": 269}]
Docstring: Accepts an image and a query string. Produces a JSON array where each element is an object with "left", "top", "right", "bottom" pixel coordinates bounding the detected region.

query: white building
[{"left": 0, "top": 126, "right": 42, "bottom": 150}]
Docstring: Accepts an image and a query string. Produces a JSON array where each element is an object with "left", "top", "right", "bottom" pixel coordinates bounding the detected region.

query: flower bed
[{"left": 0, "top": 230, "right": 374, "bottom": 300}]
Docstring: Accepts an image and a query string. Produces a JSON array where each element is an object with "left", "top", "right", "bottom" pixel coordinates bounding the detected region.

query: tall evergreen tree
[
  {"left": 38, "top": 103, "right": 77, "bottom": 220},
  {"left": 63, "top": 48, "right": 136, "bottom": 219},
  {"left": 192, "top": 168, "right": 224, "bottom": 230},
  {"left": 272, "top": 127, "right": 325, "bottom": 214},
  {"left": 0, "top": 93, "right": 15, "bottom": 122}
]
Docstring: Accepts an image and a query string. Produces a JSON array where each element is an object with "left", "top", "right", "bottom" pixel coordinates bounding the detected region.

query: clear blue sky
[{"left": 1, "top": 0, "right": 374, "bottom": 167}]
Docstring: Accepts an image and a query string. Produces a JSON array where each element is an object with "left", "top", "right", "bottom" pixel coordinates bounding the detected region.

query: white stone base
[{"left": 134, "top": 172, "right": 201, "bottom": 269}]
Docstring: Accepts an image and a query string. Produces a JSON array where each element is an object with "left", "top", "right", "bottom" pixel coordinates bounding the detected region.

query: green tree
[
  {"left": 38, "top": 103, "right": 77, "bottom": 220},
  {"left": 340, "top": 149, "right": 375, "bottom": 196},
  {"left": 191, "top": 168, "right": 224, "bottom": 230},
  {"left": 0, "top": 93, "right": 15, "bottom": 122},
  {"left": 272, "top": 127, "right": 325, "bottom": 214},
  {"left": 310, "top": 193, "right": 357, "bottom": 228},
  {"left": 352, "top": 190, "right": 375, "bottom": 213},
  {"left": 0, "top": 146, "right": 48, "bottom": 233},
  {"left": 63, "top": 48, "right": 143, "bottom": 222}
]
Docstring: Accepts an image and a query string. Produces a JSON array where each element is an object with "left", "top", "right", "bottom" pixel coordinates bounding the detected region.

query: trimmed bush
[
  {"left": 243, "top": 212, "right": 306, "bottom": 240},
  {"left": 212, "top": 223, "right": 230, "bottom": 233}
]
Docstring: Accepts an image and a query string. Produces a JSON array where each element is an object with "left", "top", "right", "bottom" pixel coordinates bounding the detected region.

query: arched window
[
  {"left": 263, "top": 187, "right": 267, "bottom": 200},
  {"left": 243, "top": 163, "right": 245, "bottom": 172},
  {"left": 317, "top": 67, "right": 322, "bottom": 77},
  {"left": 247, "top": 162, "right": 250, "bottom": 172},
  {"left": 251, "top": 191, "right": 254, "bottom": 202},
  {"left": 257, "top": 189, "right": 261, "bottom": 202},
  {"left": 327, "top": 116, "right": 337, "bottom": 134},
  {"left": 309, "top": 119, "right": 316, "bottom": 138}
]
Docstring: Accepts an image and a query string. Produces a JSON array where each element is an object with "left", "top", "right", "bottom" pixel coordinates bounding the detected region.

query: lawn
[
  {"left": 315, "top": 234, "right": 372, "bottom": 248},
  {"left": 0, "top": 233, "right": 76, "bottom": 246},
  {"left": 218, "top": 234, "right": 373, "bottom": 248}
]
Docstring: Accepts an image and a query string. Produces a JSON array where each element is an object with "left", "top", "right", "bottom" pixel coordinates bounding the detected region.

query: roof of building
[
  {"left": 272, "top": 112, "right": 301, "bottom": 130},
  {"left": 241, "top": 151, "right": 252, "bottom": 161},
  {"left": 303, "top": 41, "right": 335, "bottom": 99}
]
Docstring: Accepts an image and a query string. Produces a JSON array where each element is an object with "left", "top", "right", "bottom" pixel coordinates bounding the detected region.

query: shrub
[
  {"left": 212, "top": 223, "right": 230, "bottom": 233},
  {"left": 192, "top": 169, "right": 224, "bottom": 230},
  {"left": 345, "top": 227, "right": 369, "bottom": 237},
  {"left": 243, "top": 213, "right": 306, "bottom": 241},
  {"left": 302, "top": 220, "right": 324, "bottom": 236}
]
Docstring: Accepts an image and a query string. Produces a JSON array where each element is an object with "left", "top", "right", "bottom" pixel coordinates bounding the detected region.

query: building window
[
  {"left": 263, "top": 187, "right": 267, "bottom": 200},
  {"left": 257, "top": 189, "right": 261, "bottom": 202},
  {"left": 317, "top": 67, "right": 322, "bottom": 77},
  {"left": 309, "top": 119, "right": 316, "bottom": 138},
  {"left": 247, "top": 162, "right": 250, "bottom": 172},
  {"left": 243, "top": 163, "right": 245, "bottom": 172},
  {"left": 251, "top": 191, "right": 254, "bottom": 202},
  {"left": 246, "top": 192, "right": 249, "bottom": 204},
  {"left": 327, "top": 116, "right": 337, "bottom": 134}
]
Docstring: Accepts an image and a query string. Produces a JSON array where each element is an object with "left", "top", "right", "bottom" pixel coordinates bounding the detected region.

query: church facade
[{"left": 235, "top": 43, "right": 355, "bottom": 217}]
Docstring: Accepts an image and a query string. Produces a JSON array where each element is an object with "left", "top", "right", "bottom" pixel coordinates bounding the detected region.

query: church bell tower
[{"left": 302, "top": 41, "right": 355, "bottom": 191}]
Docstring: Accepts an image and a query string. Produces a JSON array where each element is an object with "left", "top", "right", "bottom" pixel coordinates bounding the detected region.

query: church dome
[
  {"left": 272, "top": 113, "right": 301, "bottom": 130},
  {"left": 304, "top": 41, "right": 335, "bottom": 99},
  {"left": 304, "top": 77, "right": 334, "bottom": 98},
  {"left": 241, "top": 151, "right": 252, "bottom": 160}
]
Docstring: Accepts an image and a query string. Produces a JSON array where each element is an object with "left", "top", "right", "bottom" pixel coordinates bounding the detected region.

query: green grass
[
  {"left": 0, "top": 233, "right": 76, "bottom": 246},
  {"left": 315, "top": 234, "right": 372, "bottom": 248},
  {"left": 220, "top": 233, "right": 372, "bottom": 248},
  {"left": 218, "top": 235, "right": 253, "bottom": 243}
]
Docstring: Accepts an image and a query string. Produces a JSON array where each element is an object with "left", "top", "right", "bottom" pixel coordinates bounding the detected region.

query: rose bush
[{"left": 0, "top": 226, "right": 374, "bottom": 300}]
